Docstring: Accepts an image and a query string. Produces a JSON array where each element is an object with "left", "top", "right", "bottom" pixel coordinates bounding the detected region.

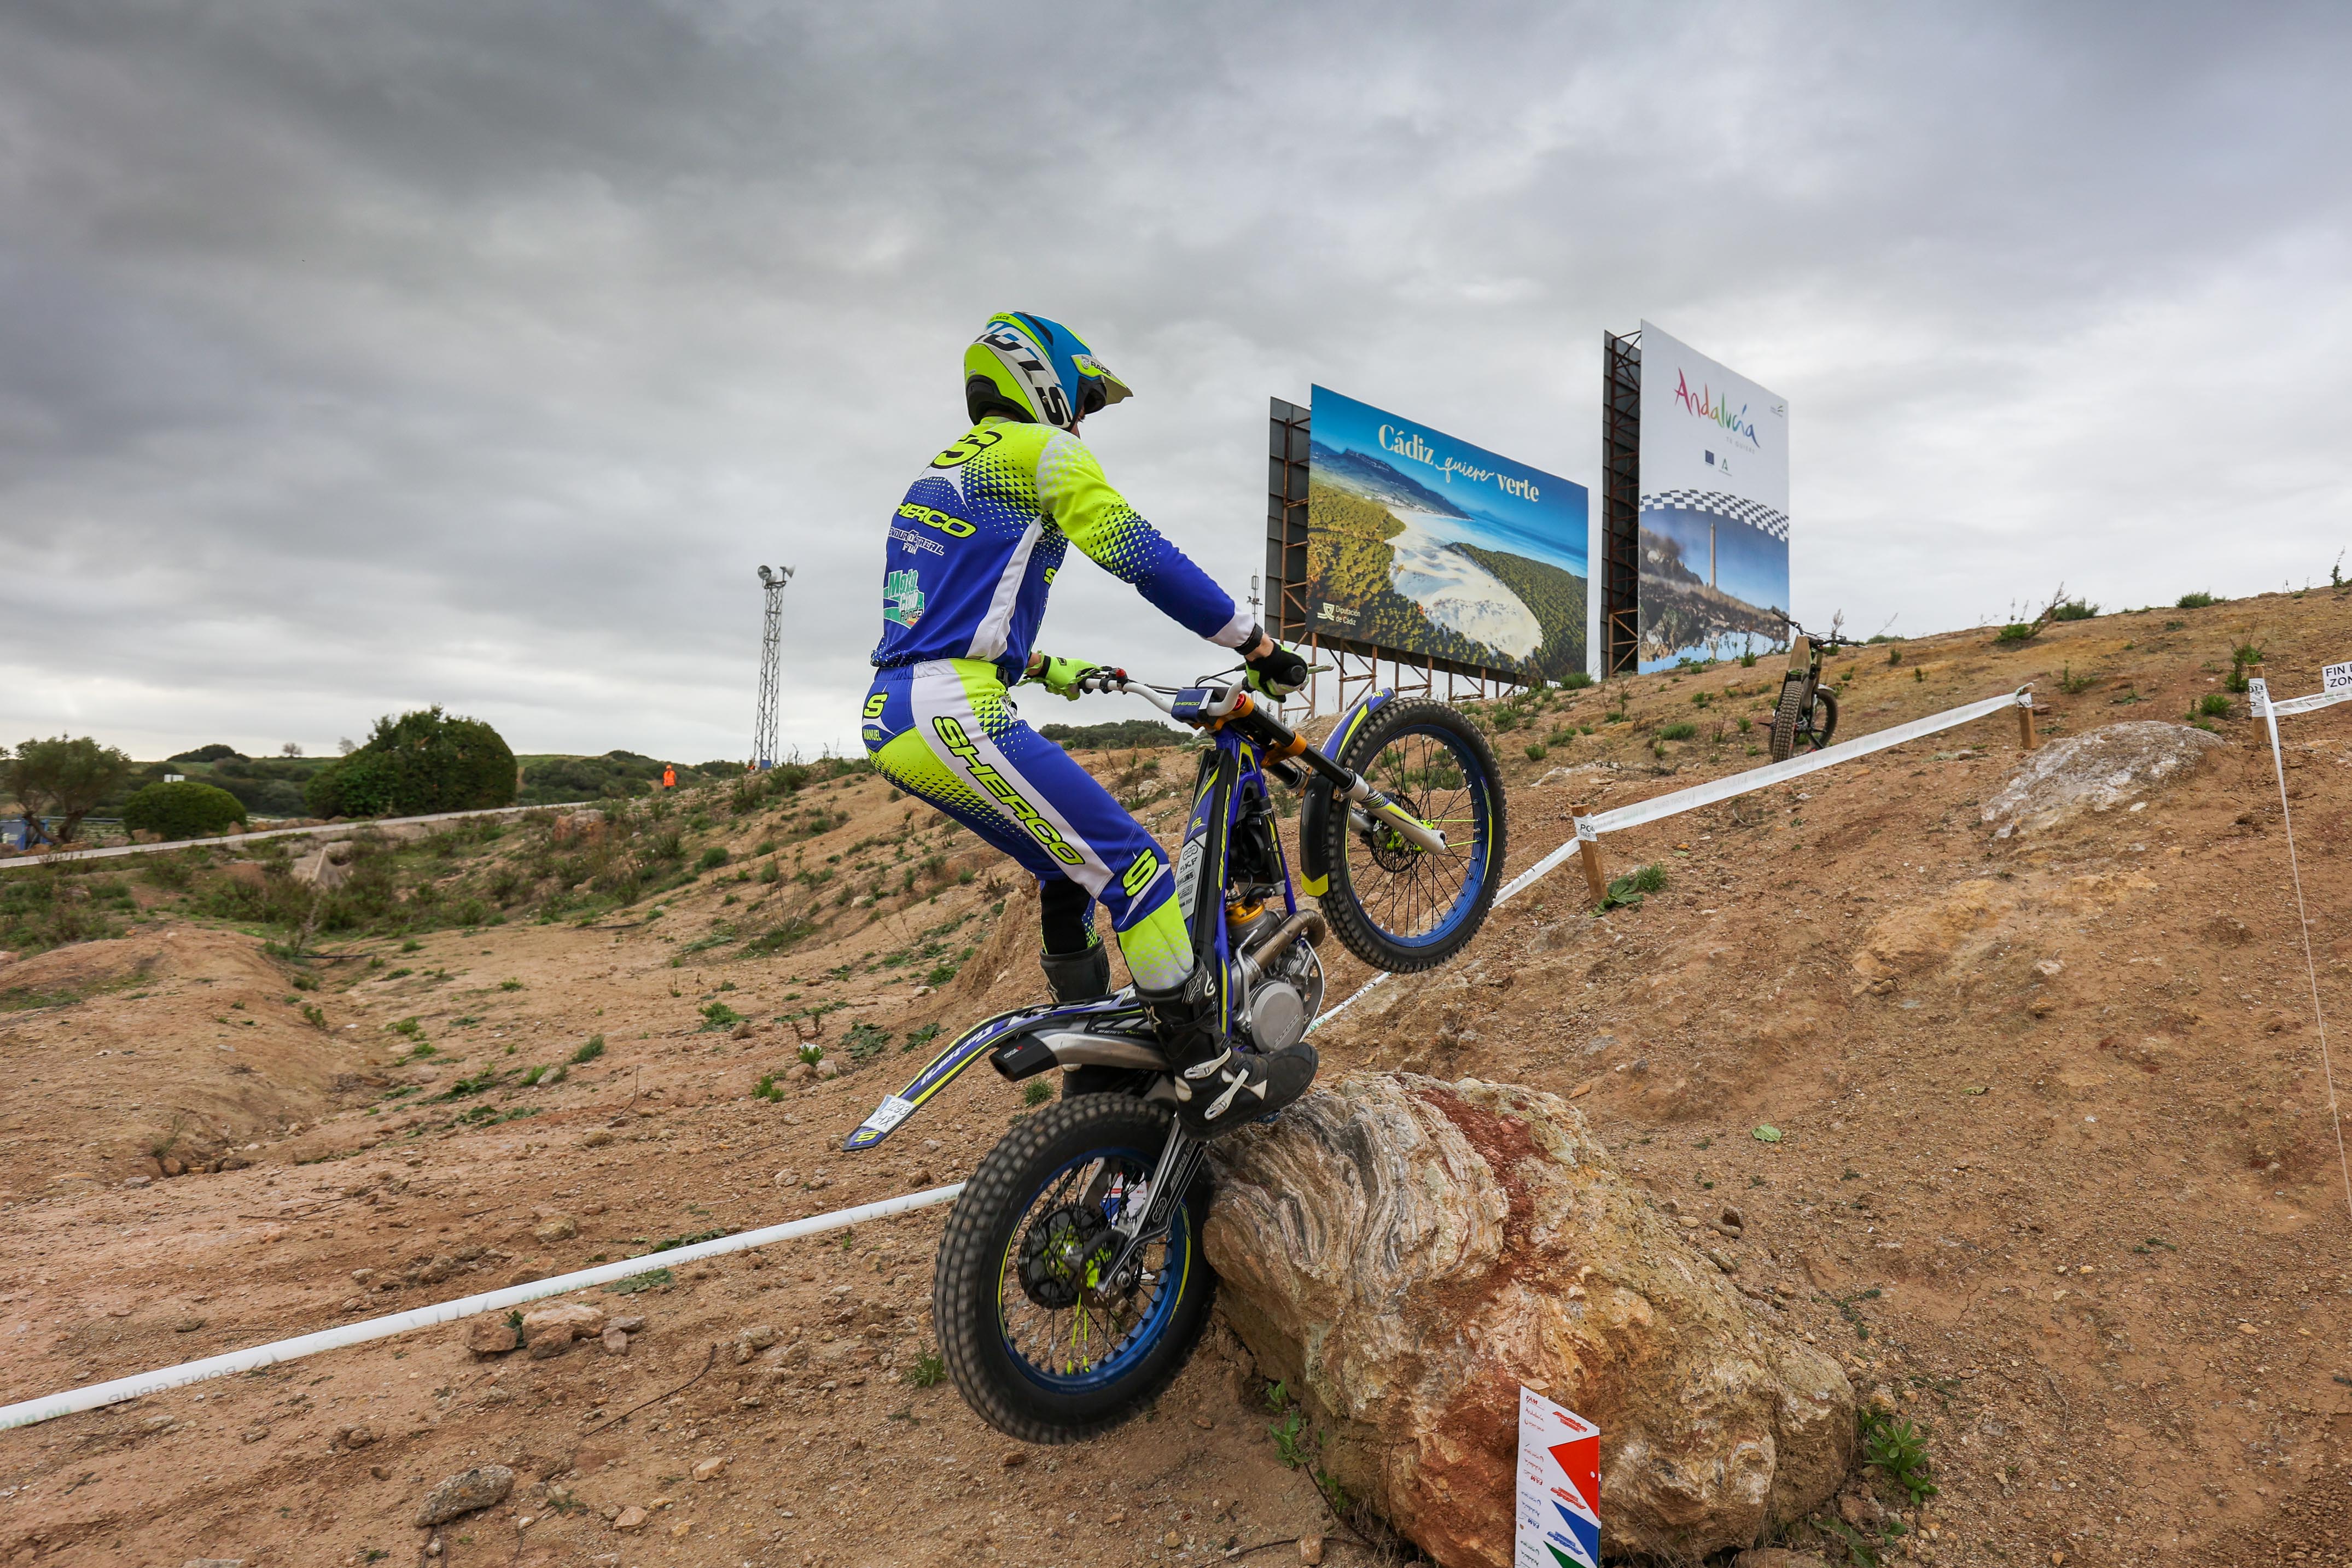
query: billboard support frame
[
  {"left": 1600, "top": 329, "right": 1643, "bottom": 678},
  {"left": 1265, "top": 398, "right": 1313, "bottom": 645}
]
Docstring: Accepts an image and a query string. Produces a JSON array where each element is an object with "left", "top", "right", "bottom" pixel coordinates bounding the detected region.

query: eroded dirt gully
[{"left": 4, "top": 591, "right": 2352, "bottom": 1566}]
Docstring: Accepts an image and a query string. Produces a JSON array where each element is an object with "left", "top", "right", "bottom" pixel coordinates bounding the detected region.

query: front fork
[{"left": 1102, "top": 1124, "right": 1208, "bottom": 1287}]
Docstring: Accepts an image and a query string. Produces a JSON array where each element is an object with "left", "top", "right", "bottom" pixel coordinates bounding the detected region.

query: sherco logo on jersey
[
  {"left": 1120, "top": 848, "right": 1162, "bottom": 897},
  {"left": 895, "top": 502, "right": 976, "bottom": 539},
  {"left": 1673, "top": 368, "right": 1760, "bottom": 448},
  {"left": 930, "top": 715, "right": 1084, "bottom": 866},
  {"left": 883, "top": 569, "right": 925, "bottom": 627}
]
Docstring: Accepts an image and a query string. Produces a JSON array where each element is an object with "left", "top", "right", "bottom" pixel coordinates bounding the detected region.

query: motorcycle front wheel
[
  {"left": 932, "top": 1094, "right": 1214, "bottom": 1444},
  {"left": 1318, "top": 696, "right": 1506, "bottom": 972}
]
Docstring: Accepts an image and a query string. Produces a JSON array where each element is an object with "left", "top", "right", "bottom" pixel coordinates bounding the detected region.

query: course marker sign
[
  {"left": 2324, "top": 660, "right": 2352, "bottom": 694},
  {"left": 1515, "top": 1386, "right": 1600, "bottom": 1568}
]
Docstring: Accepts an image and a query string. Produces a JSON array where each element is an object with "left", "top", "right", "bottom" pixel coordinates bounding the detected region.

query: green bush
[
  {"left": 121, "top": 780, "right": 247, "bottom": 841},
  {"left": 306, "top": 706, "right": 516, "bottom": 819},
  {"left": 2048, "top": 598, "right": 2098, "bottom": 621},
  {"left": 1656, "top": 722, "right": 1697, "bottom": 741},
  {"left": 2176, "top": 591, "right": 2218, "bottom": 609},
  {"left": 1559, "top": 671, "right": 1596, "bottom": 690},
  {"left": 1994, "top": 623, "right": 2036, "bottom": 644},
  {"left": 2197, "top": 692, "right": 2232, "bottom": 718}
]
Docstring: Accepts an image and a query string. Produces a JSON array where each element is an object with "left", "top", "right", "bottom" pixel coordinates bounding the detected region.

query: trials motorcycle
[{"left": 841, "top": 668, "right": 1507, "bottom": 1442}]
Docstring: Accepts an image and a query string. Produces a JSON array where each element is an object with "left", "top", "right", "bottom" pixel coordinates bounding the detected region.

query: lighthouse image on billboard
[{"left": 1515, "top": 1386, "right": 1600, "bottom": 1568}]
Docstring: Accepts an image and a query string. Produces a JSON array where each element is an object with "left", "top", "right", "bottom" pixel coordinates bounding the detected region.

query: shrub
[
  {"left": 698, "top": 847, "right": 729, "bottom": 871},
  {"left": 121, "top": 780, "right": 247, "bottom": 842},
  {"left": 2048, "top": 598, "right": 2098, "bottom": 621},
  {"left": 571, "top": 1034, "right": 606, "bottom": 1064},
  {"left": 2057, "top": 666, "right": 2097, "bottom": 695},
  {"left": 2176, "top": 591, "right": 2217, "bottom": 609},
  {"left": 1597, "top": 862, "right": 1668, "bottom": 913},
  {"left": 1994, "top": 623, "right": 2036, "bottom": 644},
  {"left": 699, "top": 1001, "right": 743, "bottom": 1030},
  {"left": 2197, "top": 692, "right": 2232, "bottom": 718},
  {"left": 1657, "top": 722, "right": 1697, "bottom": 742},
  {"left": 1523, "top": 743, "right": 1547, "bottom": 761},
  {"left": 305, "top": 706, "right": 516, "bottom": 819},
  {"left": 6, "top": 736, "right": 133, "bottom": 844},
  {"left": 1560, "top": 671, "right": 1596, "bottom": 690}
]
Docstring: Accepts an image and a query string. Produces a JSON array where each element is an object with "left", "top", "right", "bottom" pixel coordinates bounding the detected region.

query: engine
[{"left": 1231, "top": 914, "right": 1325, "bottom": 1054}]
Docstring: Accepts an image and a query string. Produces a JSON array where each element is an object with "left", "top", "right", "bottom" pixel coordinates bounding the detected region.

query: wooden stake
[
  {"left": 2016, "top": 696, "right": 2037, "bottom": 751},
  {"left": 1571, "top": 803, "right": 1608, "bottom": 910}
]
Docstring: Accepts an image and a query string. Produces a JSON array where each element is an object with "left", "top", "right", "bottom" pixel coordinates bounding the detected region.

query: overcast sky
[{"left": 3, "top": 1, "right": 2348, "bottom": 763}]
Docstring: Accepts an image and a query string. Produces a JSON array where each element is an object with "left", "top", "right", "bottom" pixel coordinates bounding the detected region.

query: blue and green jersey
[{"left": 870, "top": 416, "right": 1251, "bottom": 682}]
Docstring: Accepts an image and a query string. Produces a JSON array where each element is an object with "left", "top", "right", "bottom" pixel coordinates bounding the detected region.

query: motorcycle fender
[
  {"left": 1297, "top": 687, "right": 1393, "bottom": 897},
  {"left": 840, "top": 996, "right": 1148, "bottom": 1151},
  {"left": 1296, "top": 776, "right": 1334, "bottom": 897}
]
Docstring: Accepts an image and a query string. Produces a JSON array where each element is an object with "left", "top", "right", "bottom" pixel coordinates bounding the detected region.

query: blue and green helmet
[{"left": 963, "top": 311, "right": 1133, "bottom": 430}]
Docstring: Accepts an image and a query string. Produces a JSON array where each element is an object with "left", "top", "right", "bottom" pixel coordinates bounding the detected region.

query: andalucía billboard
[
  {"left": 1305, "top": 386, "right": 1588, "bottom": 683},
  {"left": 1634, "top": 322, "right": 1790, "bottom": 672}
]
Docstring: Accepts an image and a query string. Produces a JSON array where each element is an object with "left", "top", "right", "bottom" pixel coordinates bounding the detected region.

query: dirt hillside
[{"left": 2, "top": 588, "right": 2350, "bottom": 1566}]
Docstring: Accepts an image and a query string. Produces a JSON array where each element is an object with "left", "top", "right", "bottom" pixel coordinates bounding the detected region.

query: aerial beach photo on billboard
[{"left": 1305, "top": 386, "right": 1588, "bottom": 683}]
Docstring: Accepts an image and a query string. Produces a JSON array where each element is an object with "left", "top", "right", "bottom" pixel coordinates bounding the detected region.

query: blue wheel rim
[
  {"left": 1349, "top": 721, "right": 1495, "bottom": 949},
  {"left": 997, "top": 1144, "right": 1191, "bottom": 1394}
]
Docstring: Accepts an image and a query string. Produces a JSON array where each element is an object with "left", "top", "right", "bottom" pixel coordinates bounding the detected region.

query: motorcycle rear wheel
[{"left": 932, "top": 1094, "right": 1214, "bottom": 1444}]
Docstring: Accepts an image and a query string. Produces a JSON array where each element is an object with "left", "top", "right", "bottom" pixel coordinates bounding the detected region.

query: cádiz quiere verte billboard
[
  {"left": 1305, "top": 386, "right": 1588, "bottom": 684},
  {"left": 1633, "top": 322, "right": 1790, "bottom": 672}
]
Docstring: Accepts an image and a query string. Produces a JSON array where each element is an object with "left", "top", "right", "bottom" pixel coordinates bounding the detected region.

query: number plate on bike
[{"left": 847, "top": 1094, "right": 917, "bottom": 1149}]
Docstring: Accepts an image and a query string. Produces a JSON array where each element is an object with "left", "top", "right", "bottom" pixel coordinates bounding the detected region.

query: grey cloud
[{"left": 2, "top": 1, "right": 2348, "bottom": 761}]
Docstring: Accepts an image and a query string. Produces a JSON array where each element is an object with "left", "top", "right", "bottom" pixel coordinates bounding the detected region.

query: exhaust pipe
[{"left": 1240, "top": 908, "right": 1326, "bottom": 983}]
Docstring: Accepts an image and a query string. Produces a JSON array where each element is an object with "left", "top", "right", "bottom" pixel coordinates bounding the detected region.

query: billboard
[
  {"left": 1302, "top": 386, "right": 1588, "bottom": 683},
  {"left": 1632, "top": 322, "right": 1790, "bottom": 672}
]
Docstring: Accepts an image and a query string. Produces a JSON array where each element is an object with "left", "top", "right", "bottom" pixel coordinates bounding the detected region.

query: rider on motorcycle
[{"left": 860, "top": 311, "right": 1316, "bottom": 1138}]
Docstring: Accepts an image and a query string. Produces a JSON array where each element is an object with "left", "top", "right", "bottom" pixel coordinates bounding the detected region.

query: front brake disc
[{"left": 1016, "top": 1203, "right": 1116, "bottom": 1311}]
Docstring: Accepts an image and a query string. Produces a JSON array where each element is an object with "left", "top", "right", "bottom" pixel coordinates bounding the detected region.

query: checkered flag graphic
[{"left": 1640, "top": 489, "right": 1789, "bottom": 543}]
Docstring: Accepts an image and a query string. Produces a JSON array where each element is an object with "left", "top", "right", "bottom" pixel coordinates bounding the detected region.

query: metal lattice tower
[{"left": 752, "top": 565, "right": 793, "bottom": 768}]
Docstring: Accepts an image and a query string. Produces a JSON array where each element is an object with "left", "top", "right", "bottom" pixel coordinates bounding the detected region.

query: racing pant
[{"left": 859, "top": 658, "right": 1195, "bottom": 993}]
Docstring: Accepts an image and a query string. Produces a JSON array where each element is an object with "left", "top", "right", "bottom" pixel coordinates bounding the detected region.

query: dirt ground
[{"left": 3, "top": 590, "right": 2352, "bottom": 1566}]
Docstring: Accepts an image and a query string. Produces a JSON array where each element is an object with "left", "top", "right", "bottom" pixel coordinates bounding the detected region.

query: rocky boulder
[
  {"left": 1203, "top": 1074, "right": 1853, "bottom": 1564},
  {"left": 551, "top": 809, "right": 607, "bottom": 847},
  {"left": 289, "top": 842, "right": 351, "bottom": 891},
  {"left": 1980, "top": 720, "right": 2222, "bottom": 838}
]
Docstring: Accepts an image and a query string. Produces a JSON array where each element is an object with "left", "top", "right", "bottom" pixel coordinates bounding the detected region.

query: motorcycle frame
[{"left": 840, "top": 682, "right": 1395, "bottom": 1157}]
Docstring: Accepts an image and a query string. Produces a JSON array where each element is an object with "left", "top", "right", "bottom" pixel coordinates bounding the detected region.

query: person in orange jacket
[{"left": 661, "top": 765, "right": 676, "bottom": 790}]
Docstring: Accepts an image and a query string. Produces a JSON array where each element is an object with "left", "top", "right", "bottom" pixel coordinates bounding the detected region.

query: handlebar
[{"left": 1055, "top": 667, "right": 1447, "bottom": 856}]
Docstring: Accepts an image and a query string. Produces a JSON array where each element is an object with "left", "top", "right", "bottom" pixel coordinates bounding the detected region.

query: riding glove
[
  {"left": 1025, "top": 652, "right": 1099, "bottom": 701},
  {"left": 1244, "top": 638, "right": 1309, "bottom": 700}
]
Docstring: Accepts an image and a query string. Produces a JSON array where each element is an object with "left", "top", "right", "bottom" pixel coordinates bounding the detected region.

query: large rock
[
  {"left": 288, "top": 844, "right": 350, "bottom": 891},
  {"left": 1204, "top": 1074, "right": 1853, "bottom": 1564},
  {"left": 1980, "top": 720, "right": 2222, "bottom": 838},
  {"left": 414, "top": 1463, "right": 514, "bottom": 1526},
  {"left": 551, "top": 809, "right": 607, "bottom": 848}
]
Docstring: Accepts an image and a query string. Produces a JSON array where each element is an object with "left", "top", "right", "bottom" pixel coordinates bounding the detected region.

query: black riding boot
[
  {"left": 1137, "top": 970, "right": 1317, "bottom": 1139},
  {"left": 1039, "top": 945, "right": 1111, "bottom": 1004}
]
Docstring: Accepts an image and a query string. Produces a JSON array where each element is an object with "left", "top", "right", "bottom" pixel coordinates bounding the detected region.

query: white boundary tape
[
  {"left": 1312, "top": 685, "right": 2031, "bottom": 1033},
  {"left": 0, "top": 801, "right": 594, "bottom": 874},
  {"left": 0, "top": 683, "right": 2039, "bottom": 1429},
  {"left": 0, "top": 1182, "right": 966, "bottom": 1431},
  {"left": 2250, "top": 677, "right": 2352, "bottom": 1226}
]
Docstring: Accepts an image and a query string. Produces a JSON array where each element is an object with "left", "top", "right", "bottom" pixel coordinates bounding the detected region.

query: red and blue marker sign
[{"left": 1515, "top": 1386, "right": 1600, "bottom": 1568}]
